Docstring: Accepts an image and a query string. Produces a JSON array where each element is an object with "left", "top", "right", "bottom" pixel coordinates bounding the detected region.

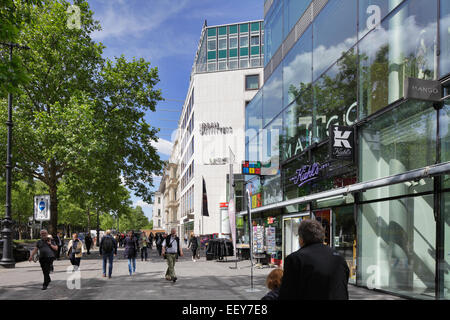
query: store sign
[
  {"left": 34, "top": 195, "right": 51, "bottom": 221},
  {"left": 199, "top": 122, "right": 233, "bottom": 136},
  {"left": 219, "top": 202, "right": 228, "bottom": 208},
  {"left": 252, "top": 193, "right": 262, "bottom": 209},
  {"left": 404, "top": 77, "right": 442, "bottom": 102},
  {"left": 242, "top": 161, "right": 261, "bottom": 175},
  {"left": 329, "top": 125, "right": 355, "bottom": 161},
  {"left": 290, "top": 162, "right": 330, "bottom": 187}
]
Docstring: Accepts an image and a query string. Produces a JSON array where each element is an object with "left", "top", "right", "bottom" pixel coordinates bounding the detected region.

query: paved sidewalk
[{"left": 0, "top": 247, "right": 403, "bottom": 300}]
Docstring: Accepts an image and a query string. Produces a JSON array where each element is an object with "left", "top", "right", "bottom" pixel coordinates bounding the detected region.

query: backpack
[{"left": 102, "top": 236, "right": 114, "bottom": 253}]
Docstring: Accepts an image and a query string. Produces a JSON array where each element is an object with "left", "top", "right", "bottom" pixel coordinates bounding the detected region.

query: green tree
[{"left": 0, "top": 0, "right": 163, "bottom": 234}]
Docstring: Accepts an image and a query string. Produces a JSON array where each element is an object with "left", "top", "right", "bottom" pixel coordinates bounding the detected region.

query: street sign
[{"left": 34, "top": 195, "right": 51, "bottom": 221}]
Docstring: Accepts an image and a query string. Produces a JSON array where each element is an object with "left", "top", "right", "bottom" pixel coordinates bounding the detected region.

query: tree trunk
[
  {"left": 49, "top": 184, "right": 58, "bottom": 235},
  {"left": 87, "top": 206, "right": 91, "bottom": 233}
]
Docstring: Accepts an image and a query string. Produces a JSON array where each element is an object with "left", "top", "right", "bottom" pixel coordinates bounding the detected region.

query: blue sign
[{"left": 39, "top": 201, "right": 45, "bottom": 211}]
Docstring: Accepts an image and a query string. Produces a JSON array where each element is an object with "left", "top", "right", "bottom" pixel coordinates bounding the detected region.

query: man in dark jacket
[
  {"left": 279, "top": 219, "right": 349, "bottom": 300},
  {"left": 99, "top": 230, "right": 117, "bottom": 278}
]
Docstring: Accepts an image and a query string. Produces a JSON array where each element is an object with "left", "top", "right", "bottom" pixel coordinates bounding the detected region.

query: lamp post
[{"left": 0, "top": 42, "right": 29, "bottom": 268}]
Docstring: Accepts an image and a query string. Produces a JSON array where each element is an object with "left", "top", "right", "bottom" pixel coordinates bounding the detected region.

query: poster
[
  {"left": 252, "top": 225, "right": 264, "bottom": 254},
  {"left": 265, "top": 227, "right": 276, "bottom": 254}
]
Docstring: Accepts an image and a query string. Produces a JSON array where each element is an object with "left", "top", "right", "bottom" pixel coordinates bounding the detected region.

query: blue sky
[{"left": 88, "top": 0, "right": 263, "bottom": 220}]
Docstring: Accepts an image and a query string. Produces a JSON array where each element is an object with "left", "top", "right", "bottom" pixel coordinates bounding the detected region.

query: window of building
[
  {"left": 264, "top": 0, "right": 283, "bottom": 66},
  {"left": 158, "top": 197, "right": 160, "bottom": 204},
  {"left": 245, "top": 74, "right": 259, "bottom": 90},
  {"left": 229, "top": 37, "right": 238, "bottom": 49},
  {"left": 240, "top": 58, "right": 249, "bottom": 69},
  {"left": 158, "top": 209, "right": 161, "bottom": 216},
  {"left": 250, "top": 57, "right": 260, "bottom": 67},
  {"left": 251, "top": 35, "right": 260, "bottom": 46},
  {"left": 358, "top": 0, "right": 437, "bottom": 119},
  {"left": 240, "top": 23, "right": 249, "bottom": 33},
  {"left": 229, "top": 24, "right": 238, "bottom": 34},
  {"left": 229, "top": 58, "right": 238, "bottom": 69},
  {"left": 312, "top": 0, "right": 357, "bottom": 81},
  {"left": 240, "top": 36, "right": 249, "bottom": 48},
  {"left": 207, "top": 39, "right": 216, "bottom": 51},
  {"left": 218, "top": 38, "right": 227, "bottom": 50},
  {"left": 262, "top": 64, "right": 283, "bottom": 126}
]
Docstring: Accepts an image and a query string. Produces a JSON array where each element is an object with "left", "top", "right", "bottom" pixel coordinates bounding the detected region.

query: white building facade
[{"left": 175, "top": 20, "right": 264, "bottom": 238}]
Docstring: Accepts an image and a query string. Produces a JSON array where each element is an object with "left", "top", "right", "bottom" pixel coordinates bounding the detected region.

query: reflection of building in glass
[{"left": 242, "top": 0, "right": 450, "bottom": 300}]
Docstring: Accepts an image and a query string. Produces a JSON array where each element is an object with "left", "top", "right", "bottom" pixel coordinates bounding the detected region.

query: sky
[{"left": 88, "top": 0, "right": 263, "bottom": 221}]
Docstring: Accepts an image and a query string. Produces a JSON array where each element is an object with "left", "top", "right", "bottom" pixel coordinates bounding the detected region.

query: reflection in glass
[
  {"left": 441, "top": 192, "right": 450, "bottom": 299},
  {"left": 263, "top": 64, "right": 283, "bottom": 127},
  {"left": 283, "top": 25, "right": 312, "bottom": 108},
  {"left": 441, "top": 0, "right": 450, "bottom": 77},
  {"left": 359, "top": 101, "right": 436, "bottom": 183},
  {"left": 264, "top": 0, "right": 283, "bottom": 66},
  {"left": 313, "top": 0, "right": 357, "bottom": 81},
  {"left": 359, "top": 0, "right": 437, "bottom": 118},
  {"left": 313, "top": 49, "right": 358, "bottom": 143},
  {"left": 359, "top": 194, "right": 436, "bottom": 299},
  {"left": 283, "top": 0, "right": 311, "bottom": 38},
  {"left": 246, "top": 90, "right": 263, "bottom": 141}
]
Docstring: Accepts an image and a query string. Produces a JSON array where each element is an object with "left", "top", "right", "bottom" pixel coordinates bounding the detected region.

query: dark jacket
[
  {"left": 278, "top": 243, "right": 349, "bottom": 300},
  {"left": 124, "top": 236, "right": 137, "bottom": 259},
  {"left": 188, "top": 236, "right": 198, "bottom": 250},
  {"left": 99, "top": 234, "right": 117, "bottom": 255},
  {"left": 261, "top": 288, "right": 280, "bottom": 300}
]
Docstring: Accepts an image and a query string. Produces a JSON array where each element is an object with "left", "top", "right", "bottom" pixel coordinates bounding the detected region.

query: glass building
[{"left": 242, "top": 0, "right": 450, "bottom": 300}]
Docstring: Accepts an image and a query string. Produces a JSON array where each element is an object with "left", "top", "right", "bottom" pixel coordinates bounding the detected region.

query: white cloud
[
  {"left": 151, "top": 137, "right": 173, "bottom": 156},
  {"left": 134, "top": 199, "right": 153, "bottom": 209},
  {"left": 92, "top": 0, "right": 190, "bottom": 41}
]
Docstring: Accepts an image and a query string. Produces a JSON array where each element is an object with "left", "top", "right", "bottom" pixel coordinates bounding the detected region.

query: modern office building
[
  {"left": 240, "top": 0, "right": 450, "bottom": 299},
  {"left": 169, "top": 20, "right": 265, "bottom": 239}
]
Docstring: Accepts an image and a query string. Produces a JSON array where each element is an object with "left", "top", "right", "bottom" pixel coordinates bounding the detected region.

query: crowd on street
[{"left": 28, "top": 220, "right": 350, "bottom": 300}]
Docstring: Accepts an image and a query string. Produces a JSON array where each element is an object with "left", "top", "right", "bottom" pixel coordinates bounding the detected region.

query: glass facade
[{"left": 242, "top": 0, "right": 450, "bottom": 300}]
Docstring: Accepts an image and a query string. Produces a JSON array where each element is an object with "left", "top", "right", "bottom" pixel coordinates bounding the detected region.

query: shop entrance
[{"left": 282, "top": 213, "right": 309, "bottom": 262}]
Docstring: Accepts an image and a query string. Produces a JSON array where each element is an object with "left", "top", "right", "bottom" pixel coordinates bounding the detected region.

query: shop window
[
  {"left": 282, "top": 25, "right": 312, "bottom": 108},
  {"left": 359, "top": 0, "right": 438, "bottom": 119},
  {"left": 359, "top": 194, "right": 436, "bottom": 299},
  {"left": 245, "top": 74, "right": 259, "bottom": 90},
  {"left": 312, "top": 0, "right": 357, "bottom": 81},
  {"left": 360, "top": 101, "right": 436, "bottom": 183}
]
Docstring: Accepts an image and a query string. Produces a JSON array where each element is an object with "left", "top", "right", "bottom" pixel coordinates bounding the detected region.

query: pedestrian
[
  {"left": 140, "top": 231, "right": 149, "bottom": 261},
  {"left": 124, "top": 231, "right": 137, "bottom": 275},
  {"left": 162, "top": 228, "right": 184, "bottom": 283},
  {"left": 278, "top": 219, "right": 349, "bottom": 300},
  {"left": 67, "top": 233, "right": 85, "bottom": 271},
  {"left": 184, "top": 234, "right": 188, "bottom": 246},
  {"left": 85, "top": 233, "right": 93, "bottom": 255},
  {"left": 156, "top": 233, "right": 165, "bottom": 256},
  {"left": 149, "top": 232, "right": 154, "bottom": 250},
  {"left": 55, "top": 231, "right": 63, "bottom": 260},
  {"left": 47, "top": 234, "right": 55, "bottom": 273},
  {"left": 29, "top": 229, "right": 58, "bottom": 290},
  {"left": 188, "top": 232, "right": 199, "bottom": 262},
  {"left": 261, "top": 268, "right": 283, "bottom": 300},
  {"left": 99, "top": 229, "right": 117, "bottom": 278}
]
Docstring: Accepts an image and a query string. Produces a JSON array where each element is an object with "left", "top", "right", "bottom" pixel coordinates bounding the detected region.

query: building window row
[
  {"left": 182, "top": 89, "right": 194, "bottom": 132},
  {"left": 181, "top": 184, "right": 194, "bottom": 217},
  {"left": 181, "top": 136, "right": 194, "bottom": 172},
  {"left": 181, "top": 160, "right": 194, "bottom": 190}
]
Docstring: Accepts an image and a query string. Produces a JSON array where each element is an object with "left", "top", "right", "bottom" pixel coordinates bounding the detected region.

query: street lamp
[{"left": 0, "top": 42, "right": 30, "bottom": 268}]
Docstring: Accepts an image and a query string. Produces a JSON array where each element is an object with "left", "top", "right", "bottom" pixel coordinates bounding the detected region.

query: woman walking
[
  {"left": 67, "top": 233, "right": 84, "bottom": 271},
  {"left": 188, "top": 232, "right": 199, "bottom": 262},
  {"left": 124, "top": 231, "right": 137, "bottom": 275}
]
